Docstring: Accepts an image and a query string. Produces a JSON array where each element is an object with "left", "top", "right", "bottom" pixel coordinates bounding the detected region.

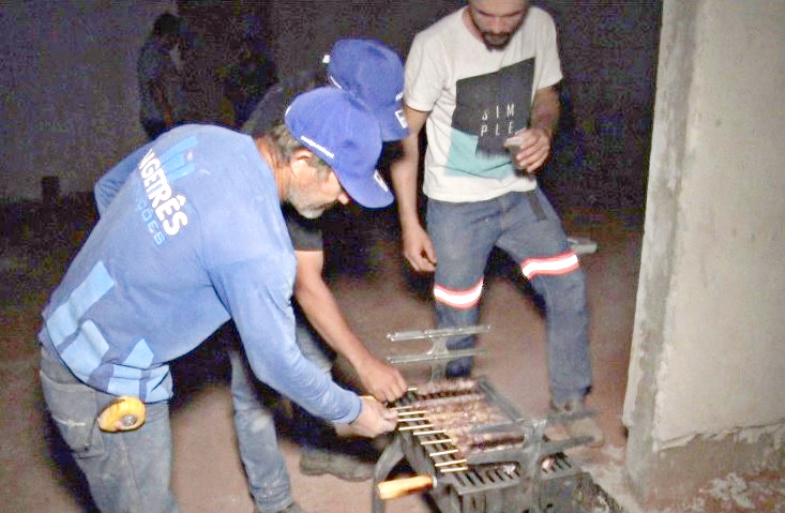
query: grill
[{"left": 372, "top": 377, "right": 594, "bottom": 513}]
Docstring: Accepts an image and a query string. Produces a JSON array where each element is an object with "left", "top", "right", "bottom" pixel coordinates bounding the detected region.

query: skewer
[
  {"left": 397, "top": 420, "right": 428, "bottom": 426},
  {"left": 413, "top": 429, "right": 445, "bottom": 436},
  {"left": 420, "top": 438, "right": 453, "bottom": 446},
  {"left": 408, "top": 378, "right": 480, "bottom": 396},
  {"left": 434, "top": 459, "right": 468, "bottom": 468},
  {"left": 399, "top": 423, "right": 435, "bottom": 431},
  {"left": 397, "top": 409, "right": 428, "bottom": 416},
  {"left": 428, "top": 448, "right": 459, "bottom": 457},
  {"left": 439, "top": 466, "right": 469, "bottom": 473},
  {"left": 397, "top": 416, "right": 427, "bottom": 423}
]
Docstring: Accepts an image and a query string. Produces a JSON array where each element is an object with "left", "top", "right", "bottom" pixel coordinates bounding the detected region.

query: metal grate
[{"left": 373, "top": 377, "right": 593, "bottom": 513}]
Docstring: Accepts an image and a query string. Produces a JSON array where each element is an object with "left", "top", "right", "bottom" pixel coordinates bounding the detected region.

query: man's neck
[{"left": 255, "top": 138, "right": 288, "bottom": 202}]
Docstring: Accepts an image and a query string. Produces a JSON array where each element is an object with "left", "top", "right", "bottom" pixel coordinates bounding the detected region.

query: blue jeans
[
  {"left": 228, "top": 312, "right": 334, "bottom": 512},
  {"left": 426, "top": 189, "right": 591, "bottom": 404},
  {"left": 39, "top": 345, "right": 179, "bottom": 513}
]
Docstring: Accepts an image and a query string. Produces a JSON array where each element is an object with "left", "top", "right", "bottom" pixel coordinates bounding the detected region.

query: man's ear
[{"left": 289, "top": 148, "right": 316, "bottom": 177}]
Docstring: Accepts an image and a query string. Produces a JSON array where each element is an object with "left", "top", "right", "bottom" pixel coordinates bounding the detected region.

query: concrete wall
[
  {"left": 623, "top": 0, "right": 785, "bottom": 505},
  {"left": 0, "top": 0, "right": 460, "bottom": 203},
  {"left": 2, "top": 0, "right": 656, "bottom": 213},
  {"left": 266, "top": 0, "right": 460, "bottom": 77},
  {"left": 544, "top": 1, "right": 660, "bottom": 214},
  {"left": 1, "top": 1, "right": 176, "bottom": 201}
]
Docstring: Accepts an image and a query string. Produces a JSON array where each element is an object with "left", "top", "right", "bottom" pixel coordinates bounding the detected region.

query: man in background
[
  {"left": 137, "top": 12, "right": 184, "bottom": 140},
  {"left": 224, "top": 35, "right": 278, "bottom": 127}
]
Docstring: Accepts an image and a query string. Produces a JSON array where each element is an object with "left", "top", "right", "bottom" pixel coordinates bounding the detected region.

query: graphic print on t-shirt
[{"left": 445, "top": 58, "right": 534, "bottom": 179}]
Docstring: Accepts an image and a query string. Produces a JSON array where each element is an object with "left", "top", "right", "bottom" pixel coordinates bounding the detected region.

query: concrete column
[{"left": 624, "top": 0, "right": 785, "bottom": 506}]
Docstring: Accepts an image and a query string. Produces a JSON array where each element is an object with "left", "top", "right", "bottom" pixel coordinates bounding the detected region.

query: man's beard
[
  {"left": 481, "top": 31, "right": 514, "bottom": 50},
  {"left": 468, "top": 6, "right": 526, "bottom": 51},
  {"left": 287, "top": 184, "right": 334, "bottom": 220}
]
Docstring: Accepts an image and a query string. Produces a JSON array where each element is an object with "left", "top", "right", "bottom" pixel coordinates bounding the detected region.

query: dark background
[
  {"left": 173, "top": 0, "right": 661, "bottom": 218},
  {"left": 1, "top": 0, "right": 661, "bottom": 252}
]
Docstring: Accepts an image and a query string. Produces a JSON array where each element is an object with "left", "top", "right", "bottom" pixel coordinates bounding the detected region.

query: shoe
[
  {"left": 299, "top": 447, "right": 375, "bottom": 482},
  {"left": 550, "top": 397, "right": 605, "bottom": 448}
]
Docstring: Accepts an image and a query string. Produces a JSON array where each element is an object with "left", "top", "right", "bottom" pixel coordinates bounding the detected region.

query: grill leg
[{"left": 372, "top": 436, "right": 405, "bottom": 513}]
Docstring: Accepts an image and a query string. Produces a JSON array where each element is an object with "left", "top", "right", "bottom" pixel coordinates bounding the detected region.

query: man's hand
[
  {"left": 511, "top": 84, "right": 560, "bottom": 173},
  {"left": 402, "top": 223, "right": 437, "bottom": 272},
  {"left": 337, "top": 396, "right": 398, "bottom": 438},
  {"left": 357, "top": 357, "right": 408, "bottom": 403},
  {"left": 390, "top": 107, "right": 436, "bottom": 273},
  {"left": 509, "top": 127, "right": 552, "bottom": 173}
]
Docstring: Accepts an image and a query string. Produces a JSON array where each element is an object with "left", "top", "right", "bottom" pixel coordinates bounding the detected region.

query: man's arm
[
  {"left": 212, "top": 256, "right": 396, "bottom": 436},
  {"left": 389, "top": 105, "right": 436, "bottom": 272},
  {"left": 294, "top": 249, "right": 408, "bottom": 403},
  {"left": 511, "top": 85, "right": 561, "bottom": 173}
]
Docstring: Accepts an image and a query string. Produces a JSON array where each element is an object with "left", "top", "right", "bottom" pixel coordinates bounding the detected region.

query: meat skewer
[
  {"left": 411, "top": 377, "right": 480, "bottom": 396},
  {"left": 393, "top": 378, "right": 526, "bottom": 478},
  {"left": 405, "top": 392, "right": 487, "bottom": 410}
]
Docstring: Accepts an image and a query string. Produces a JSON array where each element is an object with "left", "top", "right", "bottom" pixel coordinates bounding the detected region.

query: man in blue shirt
[
  {"left": 38, "top": 87, "right": 398, "bottom": 513},
  {"left": 227, "top": 39, "right": 410, "bottom": 513}
]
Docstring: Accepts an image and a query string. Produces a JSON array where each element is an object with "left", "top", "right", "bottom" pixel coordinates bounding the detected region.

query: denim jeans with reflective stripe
[
  {"left": 39, "top": 345, "right": 178, "bottom": 513},
  {"left": 426, "top": 189, "right": 592, "bottom": 403}
]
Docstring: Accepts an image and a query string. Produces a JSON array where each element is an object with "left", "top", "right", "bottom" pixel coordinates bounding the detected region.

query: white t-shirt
[{"left": 405, "top": 6, "right": 563, "bottom": 202}]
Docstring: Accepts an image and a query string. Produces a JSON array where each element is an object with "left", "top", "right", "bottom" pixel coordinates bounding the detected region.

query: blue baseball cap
[
  {"left": 284, "top": 87, "right": 394, "bottom": 209},
  {"left": 324, "top": 38, "right": 409, "bottom": 142}
]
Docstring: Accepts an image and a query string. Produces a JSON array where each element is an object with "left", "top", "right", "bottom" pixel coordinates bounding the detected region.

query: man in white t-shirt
[{"left": 390, "top": 0, "right": 603, "bottom": 446}]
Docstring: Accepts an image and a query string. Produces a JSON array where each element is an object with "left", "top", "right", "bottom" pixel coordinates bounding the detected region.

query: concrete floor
[{"left": 1, "top": 197, "right": 781, "bottom": 512}]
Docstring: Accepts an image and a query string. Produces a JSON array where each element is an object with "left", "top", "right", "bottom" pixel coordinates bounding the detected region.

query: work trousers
[
  {"left": 426, "top": 189, "right": 592, "bottom": 403},
  {"left": 39, "top": 345, "right": 178, "bottom": 513},
  {"left": 227, "top": 314, "right": 334, "bottom": 513}
]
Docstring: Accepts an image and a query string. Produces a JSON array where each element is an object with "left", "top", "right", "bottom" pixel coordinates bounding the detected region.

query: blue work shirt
[{"left": 38, "top": 124, "right": 361, "bottom": 424}]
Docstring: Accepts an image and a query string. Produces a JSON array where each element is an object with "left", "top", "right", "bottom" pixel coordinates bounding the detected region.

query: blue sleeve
[
  {"left": 94, "top": 143, "right": 153, "bottom": 216},
  {"left": 210, "top": 258, "right": 362, "bottom": 424}
]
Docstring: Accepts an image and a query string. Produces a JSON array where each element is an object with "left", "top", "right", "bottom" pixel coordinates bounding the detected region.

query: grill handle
[{"left": 376, "top": 474, "right": 435, "bottom": 500}]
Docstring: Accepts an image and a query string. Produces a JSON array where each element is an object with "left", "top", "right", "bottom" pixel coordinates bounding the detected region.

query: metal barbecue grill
[
  {"left": 372, "top": 377, "right": 595, "bottom": 513},
  {"left": 386, "top": 325, "right": 491, "bottom": 381}
]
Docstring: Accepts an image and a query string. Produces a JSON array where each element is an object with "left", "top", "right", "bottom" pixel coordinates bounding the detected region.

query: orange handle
[{"left": 376, "top": 474, "right": 434, "bottom": 500}]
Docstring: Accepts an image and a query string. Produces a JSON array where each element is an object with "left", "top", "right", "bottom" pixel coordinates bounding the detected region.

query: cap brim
[{"left": 339, "top": 169, "right": 394, "bottom": 209}]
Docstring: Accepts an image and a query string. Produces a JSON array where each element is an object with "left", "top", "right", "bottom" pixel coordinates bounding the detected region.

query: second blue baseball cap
[
  {"left": 284, "top": 87, "right": 394, "bottom": 209},
  {"left": 325, "top": 38, "right": 409, "bottom": 142}
]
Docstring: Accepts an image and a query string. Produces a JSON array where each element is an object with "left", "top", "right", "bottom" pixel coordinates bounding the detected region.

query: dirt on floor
[{"left": 2, "top": 194, "right": 784, "bottom": 513}]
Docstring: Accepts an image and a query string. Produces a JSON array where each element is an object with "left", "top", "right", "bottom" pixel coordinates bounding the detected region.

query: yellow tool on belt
[{"left": 97, "top": 396, "right": 146, "bottom": 432}]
